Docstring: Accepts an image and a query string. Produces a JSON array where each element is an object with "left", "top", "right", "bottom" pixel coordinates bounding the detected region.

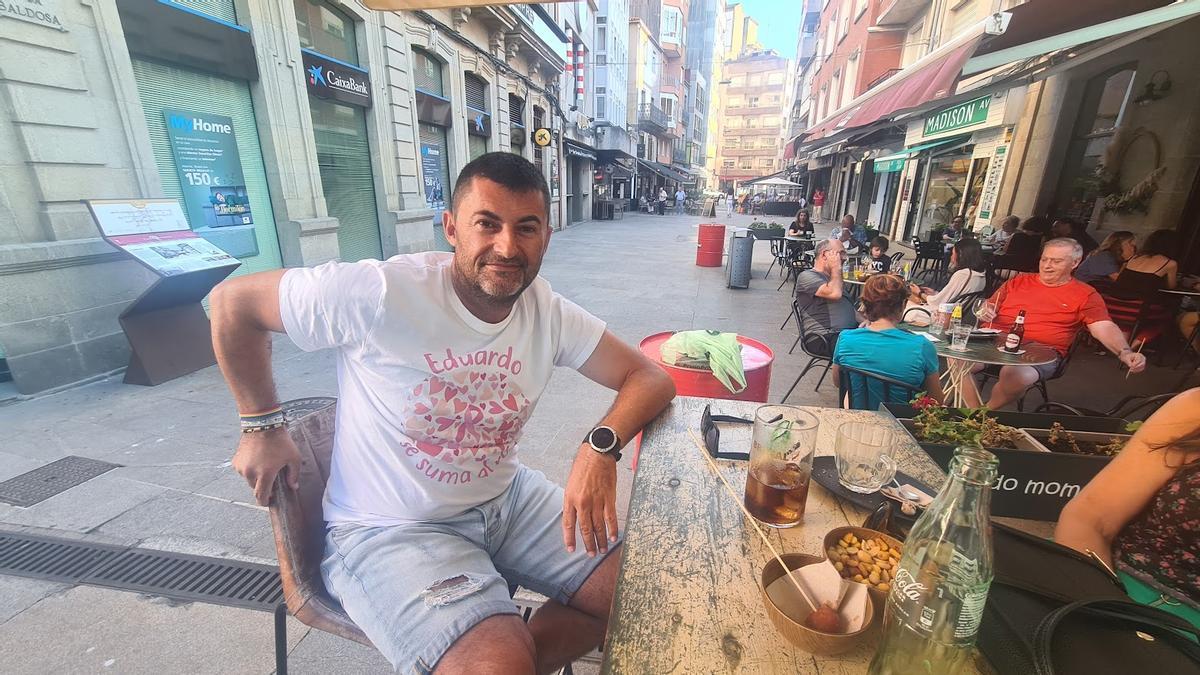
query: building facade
[
  {"left": 714, "top": 50, "right": 791, "bottom": 191},
  {"left": 594, "top": 0, "right": 637, "bottom": 206},
  {"left": 0, "top": 0, "right": 566, "bottom": 395}
]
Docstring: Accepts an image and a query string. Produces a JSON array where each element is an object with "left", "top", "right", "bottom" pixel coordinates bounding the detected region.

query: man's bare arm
[
  {"left": 576, "top": 330, "right": 677, "bottom": 443},
  {"left": 561, "top": 331, "right": 676, "bottom": 556},
  {"left": 209, "top": 270, "right": 301, "bottom": 505}
]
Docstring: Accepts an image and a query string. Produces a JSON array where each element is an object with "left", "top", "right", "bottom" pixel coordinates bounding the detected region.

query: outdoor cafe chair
[
  {"left": 781, "top": 301, "right": 835, "bottom": 400},
  {"left": 975, "top": 335, "right": 1083, "bottom": 412},
  {"left": 269, "top": 398, "right": 574, "bottom": 674},
  {"left": 889, "top": 251, "right": 905, "bottom": 269},
  {"left": 911, "top": 240, "right": 946, "bottom": 274},
  {"left": 837, "top": 364, "right": 920, "bottom": 411},
  {"left": 764, "top": 237, "right": 790, "bottom": 279},
  {"left": 1034, "top": 391, "right": 1177, "bottom": 422}
]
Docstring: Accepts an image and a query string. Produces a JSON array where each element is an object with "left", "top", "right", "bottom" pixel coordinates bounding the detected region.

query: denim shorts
[{"left": 320, "top": 464, "right": 619, "bottom": 673}]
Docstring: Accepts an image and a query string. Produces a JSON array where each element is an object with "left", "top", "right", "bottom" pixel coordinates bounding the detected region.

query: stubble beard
[{"left": 454, "top": 254, "right": 535, "bottom": 309}]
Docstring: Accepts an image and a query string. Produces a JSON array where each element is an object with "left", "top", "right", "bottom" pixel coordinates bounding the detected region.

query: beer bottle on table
[
  {"left": 868, "top": 447, "right": 998, "bottom": 675},
  {"left": 1002, "top": 310, "right": 1026, "bottom": 353}
]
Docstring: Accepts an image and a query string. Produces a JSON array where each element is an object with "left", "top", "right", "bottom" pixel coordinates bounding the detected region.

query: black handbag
[
  {"left": 980, "top": 522, "right": 1200, "bottom": 675},
  {"left": 865, "top": 504, "right": 1200, "bottom": 673}
]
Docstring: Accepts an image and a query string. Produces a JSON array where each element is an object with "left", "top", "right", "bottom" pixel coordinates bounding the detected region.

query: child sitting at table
[{"left": 867, "top": 236, "right": 892, "bottom": 274}]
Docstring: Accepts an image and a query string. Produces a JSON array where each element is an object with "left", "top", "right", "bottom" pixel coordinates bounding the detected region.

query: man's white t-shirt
[{"left": 278, "top": 252, "right": 606, "bottom": 525}]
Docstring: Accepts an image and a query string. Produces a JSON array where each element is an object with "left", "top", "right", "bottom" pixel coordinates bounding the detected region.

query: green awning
[{"left": 871, "top": 135, "right": 971, "bottom": 173}]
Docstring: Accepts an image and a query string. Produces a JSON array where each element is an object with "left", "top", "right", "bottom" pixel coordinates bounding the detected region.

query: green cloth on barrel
[{"left": 660, "top": 330, "right": 747, "bottom": 395}]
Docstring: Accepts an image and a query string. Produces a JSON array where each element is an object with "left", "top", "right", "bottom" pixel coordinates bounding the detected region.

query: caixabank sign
[{"left": 302, "top": 48, "right": 371, "bottom": 108}]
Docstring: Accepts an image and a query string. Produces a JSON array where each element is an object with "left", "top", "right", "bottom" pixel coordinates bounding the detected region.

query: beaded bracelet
[{"left": 240, "top": 407, "right": 285, "bottom": 433}]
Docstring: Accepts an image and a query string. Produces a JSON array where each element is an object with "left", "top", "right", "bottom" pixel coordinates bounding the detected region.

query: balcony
[
  {"left": 638, "top": 103, "right": 673, "bottom": 136},
  {"left": 672, "top": 146, "right": 687, "bottom": 164}
]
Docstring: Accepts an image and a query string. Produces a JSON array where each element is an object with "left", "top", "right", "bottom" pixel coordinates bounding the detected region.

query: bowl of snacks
[
  {"left": 823, "top": 526, "right": 903, "bottom": 616},
  {"left": 760, "top": 552, "right": 876, "bottom": 655}
]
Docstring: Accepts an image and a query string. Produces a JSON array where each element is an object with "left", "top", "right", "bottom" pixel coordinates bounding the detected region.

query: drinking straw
[
  {"left": 1125, "top": 341, "right": 1144, "bottom": 380},
  {"left": 687, "top": 428, "right": 818, "bottom": 612}
]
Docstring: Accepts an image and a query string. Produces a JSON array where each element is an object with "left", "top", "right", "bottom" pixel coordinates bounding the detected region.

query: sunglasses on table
[{"left": 700, "top": 404, "right": 753, "bottom": 461}]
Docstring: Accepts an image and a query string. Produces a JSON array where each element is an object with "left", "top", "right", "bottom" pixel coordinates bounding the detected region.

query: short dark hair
[
  {"left": 953, "top": 238, "right": 986, "bottom": 273},
  {"left": 451, "top": 152, "right": 550, "bottom": 219},
  {"left": 870, "top": 236, "right": 889, "bottom": 252},
  {"left": 1139, "top": 229, "right": 1177, "bottom": 257}
]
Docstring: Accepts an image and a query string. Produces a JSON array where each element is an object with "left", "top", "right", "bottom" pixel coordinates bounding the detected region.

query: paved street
[{"left": 0, "top": 210, "right": 838, "bottom": 674}]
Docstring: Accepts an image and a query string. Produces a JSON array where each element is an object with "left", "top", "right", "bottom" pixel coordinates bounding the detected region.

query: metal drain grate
[
  {"left": 0, "top": 531, "right": 125, "bottom": 583},
  {"left": 0, "top": 456, "right": 121, "bottom": 507},
  {"left": 0, "top": 530, "right": 282, "bottom": 612},
  {"left": 84, "top": 548, "right": 283, "bottom": 611}
]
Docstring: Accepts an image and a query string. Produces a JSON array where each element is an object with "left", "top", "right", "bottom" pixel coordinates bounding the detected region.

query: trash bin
[
  {"left": 726, "top": 231, "right": 754, "bottom": 289},
  {"left": 696, "top": 223, "right": 725, "bottom": 267},
  {"left": 639, "top": 331, "right": 773, "bottom": 403}
]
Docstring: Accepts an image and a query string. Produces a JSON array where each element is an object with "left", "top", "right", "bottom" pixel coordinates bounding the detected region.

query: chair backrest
[
  {"left": 889, "top": 251, "right": 905, "bottom": 267},
  {"left": 793, "top": 301, "right": 834, "bottom": 360},
  {"left": 271, "top": 398, "right": 373, "bottom": 647},
  {"left": 916, "top": 241, "right": 943, "bottom": 258},
  {"left": 1100, "top": 291, "right": 1147, "bottom": 331},
  {"left": 837, "top": 364, "right": 919, "bottom": 411}
]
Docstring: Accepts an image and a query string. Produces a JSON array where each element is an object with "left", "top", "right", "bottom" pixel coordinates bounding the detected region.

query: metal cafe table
[
  {"left": 899, "top": 323, "right": 1058, "bottom": 407},
  {"left": 602, "top": 397, "right": 1034, "bottom": 673}
]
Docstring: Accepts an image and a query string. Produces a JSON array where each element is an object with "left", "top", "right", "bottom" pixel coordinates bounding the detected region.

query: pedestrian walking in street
[
  {"left": 657, "top": 187, "right": 668, "bottom": 215},
  {"left": 675, "top": 187, "right": 687, "bottom": 215},
  {"left": 725, "top": 192, "right": 735, "bottom": 217},
  {"left": 209, "top": 152, "right": 676, "bottom": 675}
]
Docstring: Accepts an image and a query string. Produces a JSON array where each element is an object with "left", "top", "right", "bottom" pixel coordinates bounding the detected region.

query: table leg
[{"left": 941, "top": 358, "right": 973, "bottom": 408}]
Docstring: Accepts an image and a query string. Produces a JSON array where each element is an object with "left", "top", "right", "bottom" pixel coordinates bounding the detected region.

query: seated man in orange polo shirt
[{"left": 963, "top": 238, "right": 1147, "bottom": 410}]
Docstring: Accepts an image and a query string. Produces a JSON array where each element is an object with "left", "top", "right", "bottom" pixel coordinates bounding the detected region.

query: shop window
[
  {"left": 1051, "top": 65, "right": 1136, "bottom": 224},
  {"left": 919, "top": 145, "right": 975, "bottom": 233},
  {"left": 533, "top": 105, "right": 546, "bottom": 171},
  {"left": 413, "top": 48, "right": 445, "bottom": 96},
  {"left": 294, "top": 0, "right": 357, "bottom": 65}
]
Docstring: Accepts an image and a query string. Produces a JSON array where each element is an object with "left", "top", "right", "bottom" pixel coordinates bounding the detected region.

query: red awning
[{"left": 801, "top": 37, "right": 982, "bottom": 144}]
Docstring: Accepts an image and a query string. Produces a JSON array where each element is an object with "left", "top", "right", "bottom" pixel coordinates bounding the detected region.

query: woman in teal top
[{"left": 833, "top": 274, "right": 944, "bottom": 408}]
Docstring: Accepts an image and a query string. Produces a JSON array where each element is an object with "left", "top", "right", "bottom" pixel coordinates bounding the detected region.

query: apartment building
[{"left": 714, "top": 50, "right": 791, "bottom": 191}]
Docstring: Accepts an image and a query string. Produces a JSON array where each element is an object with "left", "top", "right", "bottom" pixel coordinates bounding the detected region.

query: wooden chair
[
  {"left": 270, "top": 398, "right": 372, "bottom": 674},
  {"left": 269, "top": 399, "right": 572, "bottom": 673}
]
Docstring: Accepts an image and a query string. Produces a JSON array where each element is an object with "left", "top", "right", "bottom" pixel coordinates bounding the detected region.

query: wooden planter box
[{"left": 882, "top": 404, "right": 1128, "bottom": 522}]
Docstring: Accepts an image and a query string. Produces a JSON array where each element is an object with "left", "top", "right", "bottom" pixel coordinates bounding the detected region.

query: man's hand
[
  {"left": 1120, "top": 350, "right": 1147, "bottom": 374},
  {"left": 232, "top": 429, "right": 302, "bottom": 506},
  {"left": 976, "top": 303, "right": 998, "bottom": 323},
  {"left": 562, "top": 444, "right": 618, "bottom": 557}
]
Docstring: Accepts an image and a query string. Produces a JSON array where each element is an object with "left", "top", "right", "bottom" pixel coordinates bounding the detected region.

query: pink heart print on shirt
[{"left": 402, "top": 369, "right": 533, "bottom": 481}]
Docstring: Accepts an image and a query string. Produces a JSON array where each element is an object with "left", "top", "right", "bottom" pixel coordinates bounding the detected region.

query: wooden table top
[{"left": 602, "top": 397, "right": 958, "bottom": 674}]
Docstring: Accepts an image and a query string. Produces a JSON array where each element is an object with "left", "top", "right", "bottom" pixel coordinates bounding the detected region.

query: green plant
[{"left": 909, "top": 395, "right": 1024, "bottom": 449}]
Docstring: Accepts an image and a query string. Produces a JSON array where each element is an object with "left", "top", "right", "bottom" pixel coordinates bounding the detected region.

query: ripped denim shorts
[{"left": 320, "top": 464, "right": 619, "bottom": 673}]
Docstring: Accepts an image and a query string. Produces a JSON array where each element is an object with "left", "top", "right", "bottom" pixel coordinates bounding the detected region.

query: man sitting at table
[
  {"left": 795, "top": 239, "right": 859, "bottom": 354},
  {"left": 830, "top": 214, "right": 868, "bottom": 253},
  {"left": 209, "top": 152, "right": 676, "bottom": 674},
  {"left": 962, "top": 237, "right": 1147, "bottom": 410},
  {"left": 984, "top": 215, "right": 1019, "bottom": 253}
]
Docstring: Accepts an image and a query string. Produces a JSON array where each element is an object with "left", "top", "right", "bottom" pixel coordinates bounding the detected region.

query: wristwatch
[{"left": 585, "top": 425, "right": 623, "bottom": 461}]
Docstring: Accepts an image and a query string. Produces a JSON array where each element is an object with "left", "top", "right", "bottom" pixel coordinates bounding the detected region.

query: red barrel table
[
  {"left": 639, "top": 331, "right": 773, "bottom": 402},
  {"left": 695, "top": 223, "right": 725, "bottom": 267}
]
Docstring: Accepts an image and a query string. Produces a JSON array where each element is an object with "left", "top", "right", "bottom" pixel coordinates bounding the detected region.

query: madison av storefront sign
[
  {"left": 923, "top": 95, "right": 991, "bottom": 137},
  {"left": 302, "top": 49, "right": 371, "bottom": 108}
]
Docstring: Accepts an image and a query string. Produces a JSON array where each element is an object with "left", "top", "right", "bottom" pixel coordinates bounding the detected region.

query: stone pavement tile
[
  {"left": 0, "top": 576, "right": 69, "bottom": 624},
  {"left": 110, "top": 462, "right": 232, "bottom": 492},
  {"left": 90, "top": 433, "right": 237, "bottom": 469},
  {"left": 0, "top": 452, "right": 43, "bottom": 482},
  {"left": 5, "top": 420, "right": 153, "bottom": 462},
  {"left": 1, "top": 473, "right": 166, "bottom": 536},
  {"left": 94, "top": 489, "right": 276, "bottom": 560},
  {"left": 284, "top": 624, "right": 392, "bottom": 674},
  {"left": 0, "top": 585, "right": 304, "bottom": 675}
]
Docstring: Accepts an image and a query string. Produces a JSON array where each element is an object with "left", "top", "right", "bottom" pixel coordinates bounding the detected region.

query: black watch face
[{"left": 590, "top": 427, "right": 616, "bottom": 452}]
